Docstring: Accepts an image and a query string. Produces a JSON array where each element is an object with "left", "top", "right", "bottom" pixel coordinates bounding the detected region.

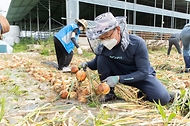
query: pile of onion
[{"left": 71, "top": 65, "right": 87, "bottom": 82}]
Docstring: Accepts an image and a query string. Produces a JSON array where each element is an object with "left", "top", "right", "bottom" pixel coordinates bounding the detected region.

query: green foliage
[
  {"left": 73, "top": 47, "right": 94, "bottom": 59},
  {"left": 84, "top": 69, "right": 102, "bottom": 108},
  {"left": 171, "top": 89, "right": 190, "bottom": 117},
  {"left": 13, "top": 37, "right": 37, "bottom": 52},
  {"left": 154, "top": 63, "right": 172, "bottom": 70},
  {"left": 147, "top": 44, "right": 167, "bottom": 51},
  {"left": 88, "top": 101, "right": 100, "bottom": 108},
  {"left": 82, "top": 50, "right": 94, "bottom": 58},
  {"left": 13, "top": 36, "right": 55, "bottom": 54},
  {"left": 0, "top": 98, "right": 5, "bottom": 121},
  {"left": 11, "top": 85, "right": 28, "bottom": 96},
  {"left": 39, "top": 37, "right": 55, "bottom": 56},
  {"left": 155, "top": 100, "right": 176, "bottom": 126},
  {"left": 13, "top": 39, "right": 28, "bottom": 52},
  {"left": 40, "top": 49, "right": 50, "bottom": 56},
  {"left": 95, "top": 108, "right": 110, "bottom": 125}
]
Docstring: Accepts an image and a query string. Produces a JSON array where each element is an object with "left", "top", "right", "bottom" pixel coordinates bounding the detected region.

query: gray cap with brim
[
  {"left": 86, "top": 12, "right": 119, "bottom": 40},
  {"left": 86, "top": 12, "right": 130, "bottom": 54}
]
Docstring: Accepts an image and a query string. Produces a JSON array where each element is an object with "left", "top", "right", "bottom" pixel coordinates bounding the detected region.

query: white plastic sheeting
[
  {"left": 3, "top": 25, "right": 20, "bottom": 46},
  {"left": 0, "top": 40, "right": 13, "bottom": 53}
]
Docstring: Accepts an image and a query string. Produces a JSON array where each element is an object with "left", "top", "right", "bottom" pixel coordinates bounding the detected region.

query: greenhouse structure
[{"left": 5, "top": 0, "right": 190, "bottom": 39}]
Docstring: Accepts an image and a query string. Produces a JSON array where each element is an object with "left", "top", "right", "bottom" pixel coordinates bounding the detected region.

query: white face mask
[
  {"left": 79, "top": 27, "right": 84, "bottom": 31},
  {"left": 101, "top": 38, "right": 118, "bottom": 50}
]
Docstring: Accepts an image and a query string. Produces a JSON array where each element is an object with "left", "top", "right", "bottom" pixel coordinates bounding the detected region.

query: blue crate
[{"left": 0, "top": 45, "right": 7, "bottom": 53}]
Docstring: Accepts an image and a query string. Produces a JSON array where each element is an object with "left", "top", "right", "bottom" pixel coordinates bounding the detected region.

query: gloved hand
[
  {"left": 103, "top": 76, "right": 119, "bottom": 87},
  {"left": 77, "top": 47, "right": 83, "bottom": 55},
  {"left": 79, "top": 62, "right": 88, "bottom": 70}
]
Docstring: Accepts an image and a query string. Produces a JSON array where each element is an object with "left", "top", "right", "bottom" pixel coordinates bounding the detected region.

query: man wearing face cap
[
  {"left": 54, "top": 19, "right": 87, "bottom": 72},
  {"left": 79, "top": 12, "right": 171, "bottom": 105}
]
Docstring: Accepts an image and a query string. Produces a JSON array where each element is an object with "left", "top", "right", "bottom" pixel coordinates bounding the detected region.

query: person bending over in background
[
  {"left": 0, "top": 14, "right": 10, "bottom": 40},
  {"left": 180, "top": 23, "right": 190, "bottom": 73},
  {"left": 79, "top": 12, "right": 171, "bottom": 105},
  {"left": 54, "top": 19, "right": 87, "bottom": 72},
  {"left": 167, "top": 33, "right": 182, "bottom": 56}
]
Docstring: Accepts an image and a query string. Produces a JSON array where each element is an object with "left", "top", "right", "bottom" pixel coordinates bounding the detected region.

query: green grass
[
  {"left": 13, "top": 37, "right": 54, "bottom": 54},
  {"left": 0, "top": 98, "right": 5, "bottom": 121},
  {"left": 13, "top": 41, "right": 28, "bottom": 52}
]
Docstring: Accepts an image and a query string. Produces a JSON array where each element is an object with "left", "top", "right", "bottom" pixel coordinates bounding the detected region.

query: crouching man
[{"left": 79, "top": 12, "right": 171, "bottom": 105}]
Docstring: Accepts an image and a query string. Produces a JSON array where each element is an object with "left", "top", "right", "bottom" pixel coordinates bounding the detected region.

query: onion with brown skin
[
  {"left": 69, "top": 91, "right": 77, "bottom": 99},
  {"left": 71, "top": 65, "right": 79, "bottom": 74},
  {"left": 95, "top": 88, "right": 101, "bottom": 95},
  {"left": 76, "top": 70, "right": 87, "bottom": 82},
  {"left": 60, "top": 90, "right": 68, "bottom": 99},
  {"left": 78, "top": 96, "right": 87, "bottom": 103},
  {"left": 97, "top": 82, "right": 110, "bottom": 94}
]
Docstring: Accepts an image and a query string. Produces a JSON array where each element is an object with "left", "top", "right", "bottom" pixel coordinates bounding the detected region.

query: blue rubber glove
[
  {"left": 103, "top": 76, "right": 119, "bottom": 87},
  {"left": 79, "top": 62, "right": 88, "bottom": 70}
]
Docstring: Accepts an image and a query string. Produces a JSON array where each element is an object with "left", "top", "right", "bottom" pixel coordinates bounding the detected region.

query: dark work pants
[
  {"left": 97, "top": 55, "right": 170, "bottom": 105},
  {"left": 184, "top": 56, "right": 190, "bottom": 68},
  {"left": 54, "top": 37, "right": 73, "bottom": 70},
  {"left": 167, "top": 38, "right": 181, "bottom": 55},
  {"left": 181, "top": 27, "right": 190, "bottom": 69}
]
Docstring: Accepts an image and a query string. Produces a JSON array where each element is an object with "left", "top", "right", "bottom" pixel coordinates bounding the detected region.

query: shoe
[
  {"left": 62, "top": 67, "right": 71, "bottom": 72},
  {"left": 99, "top": 87, "right": 116, "bottom": 102},
  {"left": 137, "top": 90, "right": 147, "bottom": 100},
  {"left": 184, "top": 68, "right": 190, "bottom": 73},
  {"left": 169, "top": 91, "right": 180, "bottom": 103},
  {"left": 104, "top": 92, "right": 117, "bottom": 102},
  {"left": 99, "top": 87, "right": 117, "bottom": 102},
  {"left": 58, "top": 67, "right": 62, "bottom": 70}
]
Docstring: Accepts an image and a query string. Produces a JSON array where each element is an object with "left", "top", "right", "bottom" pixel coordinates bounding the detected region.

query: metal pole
[
  {"left": 154, "top": 0, "right": 156, "bottom": 27},
  {"left": 171, "top": 0, "right": 175, "bottom": 29},
  {"left": 124, "top": 0, "right": 126, "bottom": 18},
  {"left": 49, "top": 0, "right": 51, "bottom": 34},
  {"left": 37, "top": 4, "right": 40, "bottom": 39},
  {"left": 30, "top": 12, "right": 32, "bottom": 37},
  {"left": 108, "top": 0, "right": 110, "bottom": 12},
  {"left": 66, "top": 0, "right": 68, "bottom": 25},
  {"left": 187, "top": 1, "right": 189, "bottom": 23},
  {"left": 133, "top": 0, "right": 136, "bottom": 34},
  {"left": 94, "top": 4, "right": 96, "bottom": 19},
  {"left": 25, "top": 19, "right": 27, "bottom": 37},
  {"left": 161, "top": 0, "right": 164, "bottom": 40}
]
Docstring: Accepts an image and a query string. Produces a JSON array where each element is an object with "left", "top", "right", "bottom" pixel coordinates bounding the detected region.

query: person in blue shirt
[
  {"left": 79, "top": 12, "right": 171, "bottom": 105},
  {"left": 54, "top": 19, "right": 87, "bottom": 72},
  {"left": 180, "top": 23, "right": 190, "bottom": 73},
  {"left": 167, "top": 33, "right": 182, "bottom": 56}
]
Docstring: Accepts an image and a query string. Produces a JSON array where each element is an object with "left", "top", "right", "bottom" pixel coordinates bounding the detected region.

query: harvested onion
[
  {"left": 97, "top": 82, "right": 110, "bottom": 94},
  {"left": 76, "top": 70, "right": 87, "bottom": 82},
  {"left": 60, "top": 90, "right": 68, "bottom": 99},
  {"left": 71, "top": 65, "right": 79, "bottom": 73}
]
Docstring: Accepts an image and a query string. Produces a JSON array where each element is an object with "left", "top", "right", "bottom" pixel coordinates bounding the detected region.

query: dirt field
[
  {"left": 0, "top": 52, "right": 190, "bottom": 126},
  {"left": 0, "top": 53, "right": 122, "bottom": 125}
]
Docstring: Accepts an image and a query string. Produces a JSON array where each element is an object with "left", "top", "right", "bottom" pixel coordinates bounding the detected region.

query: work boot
[
  {"left": 99, "top": 87, "right": 117, "bottom": 102},
  {"left": 104, "top": 87, "right": 116, "bottom": 102},
  {"left": 169, "top": 91, "right": 180, "bottom": 103},
  {"left": 137, "top": 90, "right": 147, "bottom": 100}
]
